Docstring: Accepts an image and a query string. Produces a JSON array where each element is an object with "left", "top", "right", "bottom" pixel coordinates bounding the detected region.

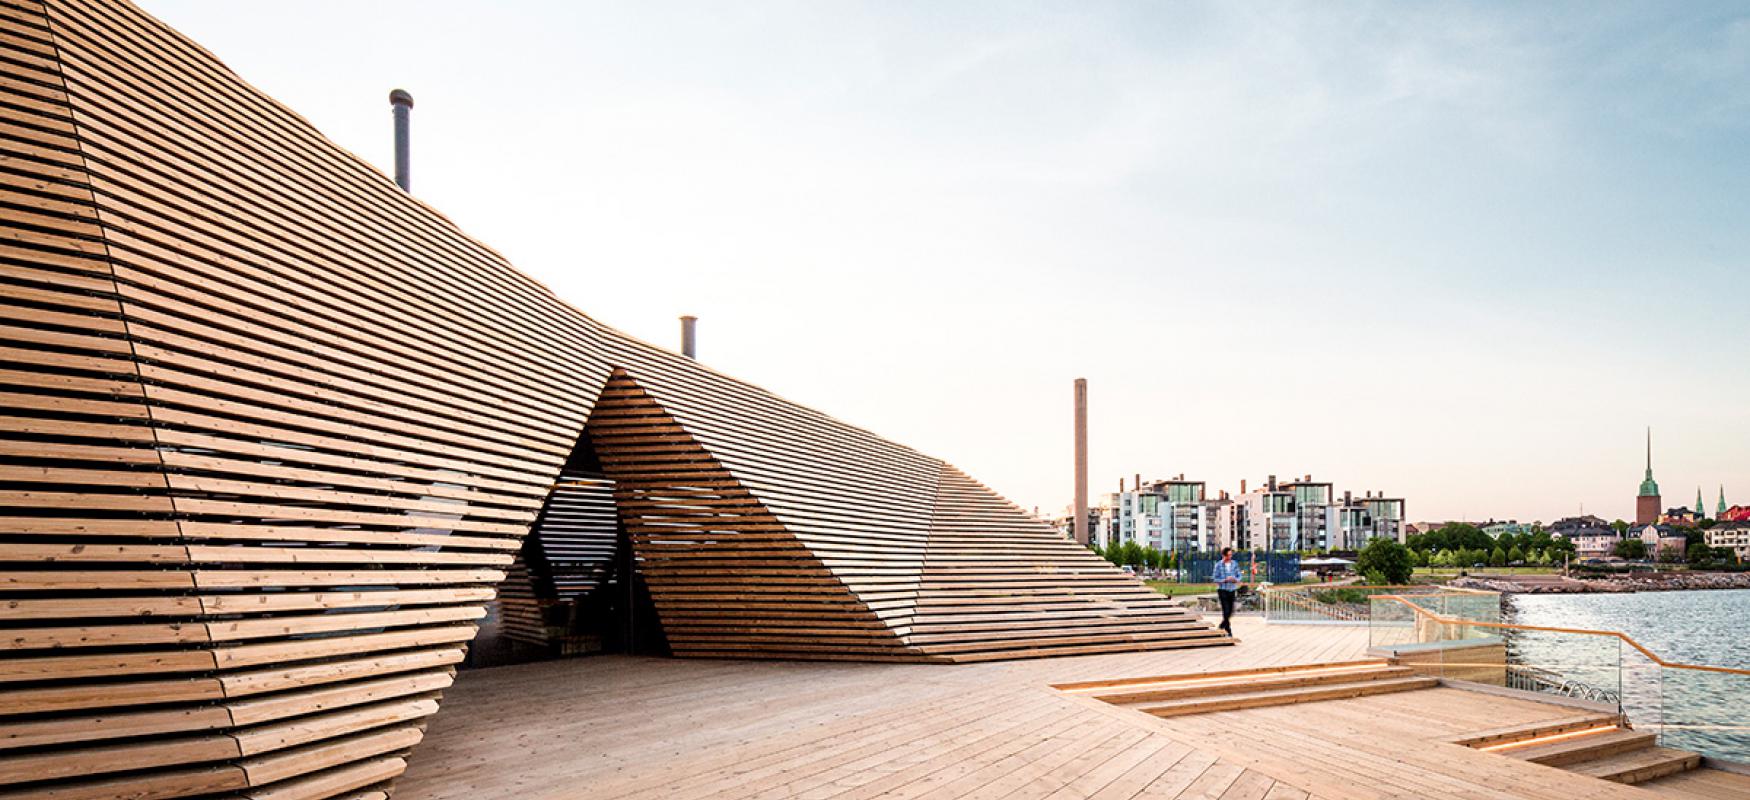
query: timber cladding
[{"left": 0, "top": 0, "right": 1230, "bottom": 797}]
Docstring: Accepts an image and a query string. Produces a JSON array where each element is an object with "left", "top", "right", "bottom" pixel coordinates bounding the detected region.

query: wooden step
[
  {"left": 1570, "top": 745, "right": 1702, "bottom": 784},
  {"left": 1450, "top": 714, "right": 1623, "bottom": 748},
  {"left": 1639, "top": 766, "right": 1750, "bottom": 799},
  {"left": 1140, "top": 676, "right": 1439, "bottom": 718},
  {"left": 1054, "top": 659, "right": 1390, "bottom": 693},
  {"left": 1503, "top": 728, "right": 1656, "bottom": 767},
  {"left": 1095, "top": 664, "right": 1415, "bottom": 705}
]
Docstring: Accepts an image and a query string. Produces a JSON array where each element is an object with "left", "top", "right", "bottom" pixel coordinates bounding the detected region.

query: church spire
[
  {"left": 1697, "top": 487, "right": 1706, "bottom": 520},
  {"left": 1721, "top": 485, "right": 1729, "bottom": 516},
  {"left": 1638, "top": 427, "right": 1660, "bottom": 497}
]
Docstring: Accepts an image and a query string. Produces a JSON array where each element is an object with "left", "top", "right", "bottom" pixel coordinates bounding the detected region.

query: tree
[
  {"left": 1507, "top": 545, "right": 1525, "bottom": 564},
  {"left": 1613, "top": 538, "right": 1648, "bottom": 560},
  {"left": 1357, "top": 537, "right": 1414, "bottom": 585},
  {"left": 1120, "top": 540, "right": 1145, "bottom": 569},
  {"left": 1411, "top": 548, "right": 1428, "bottom": 568},
  {"left": 1489, "top": 547, "right": 1507, "bottom": 567},
  {"left": 1657, "top": 544, "right": 1685, "bottom": 564},
  {"left": 1437, "top": 523, "right": 1493, "bottom": 553},
  {"left": 1610, "top": 519, "right": 1630, "bottom": 534},
  {"left": 1687, "top": 542, "right": 1717, "bottom": 566}
]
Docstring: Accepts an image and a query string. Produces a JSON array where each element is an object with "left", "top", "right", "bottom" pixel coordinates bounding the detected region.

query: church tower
[
  {"left": 1636, "top": 428, "right": 1662, "bottom": 526},
  {"left": 1696, "top": 487, "right": 1706, "bottom": 520},
  {"left": 1720, "top": 486, "right": 1728, "bottom": 518}
]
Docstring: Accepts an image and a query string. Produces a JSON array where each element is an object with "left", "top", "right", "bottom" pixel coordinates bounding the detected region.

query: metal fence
[{"left": 1179, "top": 551, "right": 1300, "bottom": 584}]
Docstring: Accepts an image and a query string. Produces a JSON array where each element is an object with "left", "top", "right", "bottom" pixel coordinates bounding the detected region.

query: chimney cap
[{"left": 390, "top": 89, "right": 414, "bottom": 108}]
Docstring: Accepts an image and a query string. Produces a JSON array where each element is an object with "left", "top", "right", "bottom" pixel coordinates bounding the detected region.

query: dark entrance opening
[{"left": 463, "top": 427, "right": 664, "bottom": 668}]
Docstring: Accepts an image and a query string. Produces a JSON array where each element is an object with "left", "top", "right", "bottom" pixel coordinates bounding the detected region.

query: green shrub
[{"left": 1357, "top": 537, "right": 1413, "bottom": 584}]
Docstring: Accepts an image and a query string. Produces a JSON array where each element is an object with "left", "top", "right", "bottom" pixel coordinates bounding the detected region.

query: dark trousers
[{"left": 1217, "top": 588, "right": 1236, "bottom": 635}]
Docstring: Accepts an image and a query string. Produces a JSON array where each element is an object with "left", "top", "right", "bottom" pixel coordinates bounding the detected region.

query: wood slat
[{"left": 0, "top": 2, "right": 1227, "bottom": 798}]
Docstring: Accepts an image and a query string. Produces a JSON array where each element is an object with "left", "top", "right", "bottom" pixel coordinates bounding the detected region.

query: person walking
[{"left": 1213, "top": 547, "right": 1244, "bottom": 636}]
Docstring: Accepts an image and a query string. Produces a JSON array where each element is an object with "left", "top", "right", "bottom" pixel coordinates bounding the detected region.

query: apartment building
[
  {"left": 1113, "top": 476, "right": 1216, "bottom": 552},
  {"left": 1101, "top": 473, "right": 1404, "bottom": 553},
  {"left": 1334, "top": 491, "right": 1408, "bottom": 549},
  {"left": 1705, "top": 521, "right": 1750, "bottom": 561}
]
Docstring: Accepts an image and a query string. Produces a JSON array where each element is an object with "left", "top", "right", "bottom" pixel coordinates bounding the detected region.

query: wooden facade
[{"left": 0, "top": 0, "right": 1228, "bottom": 797}]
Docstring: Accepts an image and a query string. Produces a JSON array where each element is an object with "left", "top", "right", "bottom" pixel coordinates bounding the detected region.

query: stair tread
[
  {"left": 1053, "top": 658, "right": 1391, "bottom": 692},
  {"left": 1140, "top": 676, "right": 1436, "bottom": 715},
  {"left": 1640, "top": 767, "right": 1750, "bottom": 799},
  {"left": 1571, "top": 745, "right": 1701, "bottom": 780},
  {"left": 1506, "top": 729, "right": 1654, "bottom": 762},
  {"left": 1450, "top": 714, "right": 1623, "bottom": 748},
  {"left": 1095, "top": 665, "right": 1413, "bottom": 703}
]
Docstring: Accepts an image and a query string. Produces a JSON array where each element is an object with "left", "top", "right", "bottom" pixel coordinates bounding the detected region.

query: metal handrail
[{"left": 1373, "top": 593, "right": 1750, "bottom": 678}]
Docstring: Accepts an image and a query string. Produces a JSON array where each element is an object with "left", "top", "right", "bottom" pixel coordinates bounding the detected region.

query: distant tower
[
  {"left": 1072, "top": 378, "right": 1089, "bottom": 545},
  {"left": 1720, "top": 485, "right": 1728, "bottom": 518},
  {"left": 1635, "top": 428, "right": 1661, "bottom": 526},
  {"left": 1696, "top": 487, "right": 1706, "bottom": 520}
]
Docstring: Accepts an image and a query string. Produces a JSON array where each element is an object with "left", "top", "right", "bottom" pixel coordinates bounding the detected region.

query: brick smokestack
[{"left": 1073, "top": 378, "right": 1088, "bottom": 544}]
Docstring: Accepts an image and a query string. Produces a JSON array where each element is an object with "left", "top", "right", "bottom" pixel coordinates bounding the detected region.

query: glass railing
[
  {"left": 1264, "top": 584, "right": 1496, "bottom": 625},
  {"left": 1658, "top": 665, "right": 1750, "bottom": 761},
  {"left": 1368, "top": 593, "right": 1750, "bottom": 762}
]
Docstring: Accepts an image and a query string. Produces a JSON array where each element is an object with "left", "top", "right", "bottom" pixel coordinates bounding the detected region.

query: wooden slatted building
[{"left": 0, "top": 0, "right": 1231, "bottom": 797}]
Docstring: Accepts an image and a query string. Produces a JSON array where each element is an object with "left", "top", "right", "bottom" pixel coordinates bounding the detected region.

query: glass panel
[
  {"left": 1497, "top": 627, "right": 1621, "bottom": 708},
  {"left": 1658, "top": 666, "right": 1750, "bottom": 761},
  {"left": 1369, "top": 594, "right": 1416, "bottom": 649}
]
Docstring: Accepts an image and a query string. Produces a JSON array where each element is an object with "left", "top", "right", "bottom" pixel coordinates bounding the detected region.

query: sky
[{"left": 140, "top": 1, "right": 1750, "bottom": 525}]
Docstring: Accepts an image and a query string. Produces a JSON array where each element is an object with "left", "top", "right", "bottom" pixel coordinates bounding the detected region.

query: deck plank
[{"left": 398, "top": 618, "right": 1672, "bottom": 800}]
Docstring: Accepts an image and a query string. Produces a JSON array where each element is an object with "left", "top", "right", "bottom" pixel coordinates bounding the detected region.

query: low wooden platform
[{"left": 397, "top": 619, "right": 1690, "bottom": 799}]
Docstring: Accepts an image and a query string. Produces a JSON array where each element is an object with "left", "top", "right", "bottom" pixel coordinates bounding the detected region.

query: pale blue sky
[{"left": 141, "top": 1, "right": 1749, "bottom": 524}]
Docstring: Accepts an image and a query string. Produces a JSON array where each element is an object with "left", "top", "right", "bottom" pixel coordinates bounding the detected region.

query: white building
[
  {"left": 1114, "top": 477, "right": 1214, "bottom": 552},
  {"left": 1638, "top": 525, "right": 1689, "bottom": 560},
  {"left": 1706, "top": 522, "right": 1750, "bottom": 561},
  {"left": 1107, "top": 473, "right": 1405, "bottom": 554},
  {"left": 1344, "top": 492, "right": 1408, "bottom": 548}
]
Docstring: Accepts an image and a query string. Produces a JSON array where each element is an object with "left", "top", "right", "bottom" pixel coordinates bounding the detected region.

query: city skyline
[{"left": 142, "top": 1, "right": 1750, "bottom": 523}]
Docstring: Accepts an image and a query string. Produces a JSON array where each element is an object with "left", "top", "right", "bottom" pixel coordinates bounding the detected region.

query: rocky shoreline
[{"left": 1449, "top": 571, "right": 1750, "bottom": 594}]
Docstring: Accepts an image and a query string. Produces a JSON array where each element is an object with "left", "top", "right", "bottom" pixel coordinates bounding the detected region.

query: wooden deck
[{"left": 398, "top": 619, "right": 1684, "bottom": 799}]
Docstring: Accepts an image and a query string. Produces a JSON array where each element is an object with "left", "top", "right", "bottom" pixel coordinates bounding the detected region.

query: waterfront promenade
[{"left": 397, "top": 618, "right": 1702, "bottom": 799}]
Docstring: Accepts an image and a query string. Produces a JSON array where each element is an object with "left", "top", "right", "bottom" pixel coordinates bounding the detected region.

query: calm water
[{"left": 1506, "top": 589, "right": 1750, "bottom": 761}]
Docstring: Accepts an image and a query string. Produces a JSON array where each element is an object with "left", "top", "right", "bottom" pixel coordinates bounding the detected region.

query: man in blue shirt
[{"left": 1212, "top": 547, "right": 1244, "bottom": 636}]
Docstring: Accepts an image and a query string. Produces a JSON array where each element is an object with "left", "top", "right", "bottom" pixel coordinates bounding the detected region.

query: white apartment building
[
  {"left": 1706, "top": 522, "right": 1750, "bottom": 561},
  {"left": 1114, "top": 478, "right": 1213, "bottom": 552},
  {"left": 1338, "top": 492, "right": 1407, "bottom": 548},
  {"left": 1103, "top": 473, "right": 1404, "bottom": 553}
]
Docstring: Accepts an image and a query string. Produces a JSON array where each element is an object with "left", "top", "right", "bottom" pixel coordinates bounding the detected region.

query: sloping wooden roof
[{"left": 0, "top": 0, "right": 1228, "bottom": 797}]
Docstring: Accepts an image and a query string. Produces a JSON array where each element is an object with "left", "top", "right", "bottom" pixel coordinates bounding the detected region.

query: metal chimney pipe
[
  {"left": 389, "top": 89, "right": 413, "bottom": 191},
  {"left": 1073, "top": 378, "right": 1088, "bottom": 545},
  {"left": 680, "top": 315, "right": 697, "bottom": 359}
]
